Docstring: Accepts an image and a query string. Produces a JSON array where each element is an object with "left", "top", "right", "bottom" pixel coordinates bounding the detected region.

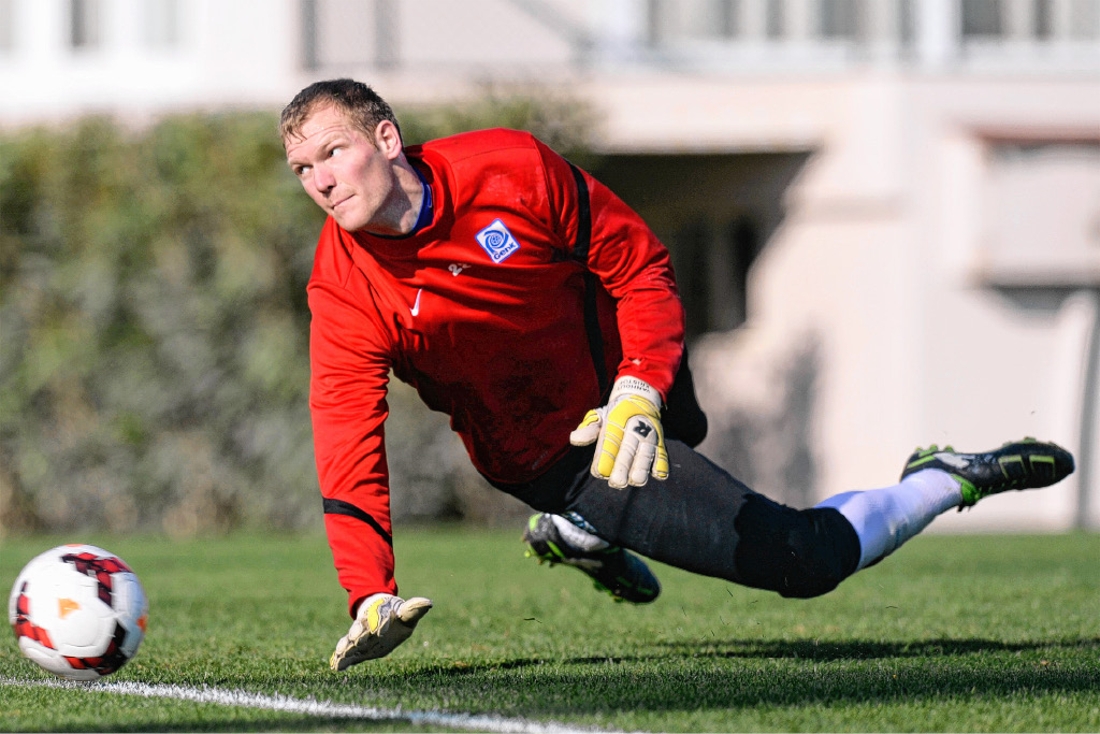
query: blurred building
[{"left": 2, "top": 0, "right": 1098, "bottom": 529}]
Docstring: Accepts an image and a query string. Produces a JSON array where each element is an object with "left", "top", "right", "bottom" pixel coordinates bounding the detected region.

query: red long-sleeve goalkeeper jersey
[{"left": 307, "top": 129, "right": 685, "bottom": 614}]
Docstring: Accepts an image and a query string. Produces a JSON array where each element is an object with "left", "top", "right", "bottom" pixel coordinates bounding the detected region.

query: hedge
[{"left": 0, "top": 92, "right": 597, "bottom": 536}]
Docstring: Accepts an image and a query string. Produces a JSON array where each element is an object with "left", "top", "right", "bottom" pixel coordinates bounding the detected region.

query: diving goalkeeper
[{"left": 280, "top": 79, "right": 1075, "bottom": 671}]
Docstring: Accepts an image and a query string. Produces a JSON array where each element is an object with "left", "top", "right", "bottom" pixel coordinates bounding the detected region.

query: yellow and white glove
[
  {"left": 330, "top": 593, "right": 433, "bottom": 671},
  {"left": 569, "top": 376, "right": 670, "bottom": 489}
]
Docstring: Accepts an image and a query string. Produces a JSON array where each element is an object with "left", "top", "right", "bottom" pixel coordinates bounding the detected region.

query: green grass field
[{"left": 2, "top": 529, "right": 1098, "bottom": 732}]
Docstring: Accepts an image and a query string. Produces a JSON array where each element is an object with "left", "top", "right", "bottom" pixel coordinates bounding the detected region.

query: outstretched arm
[
  {"left": 538, "top": 143, "right": 686, "bottom": 485},
  {"left": 308, "top": 268, "right": 397, "bottom": 617}
]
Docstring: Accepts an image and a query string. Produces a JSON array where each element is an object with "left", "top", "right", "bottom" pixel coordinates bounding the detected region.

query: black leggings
[{"left": 495, "top": 359, "right": 862, "bottom": 599}]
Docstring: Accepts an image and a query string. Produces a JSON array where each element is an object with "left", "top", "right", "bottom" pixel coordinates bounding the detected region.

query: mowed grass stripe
[{"left": 2, "top": 529, "right": 1098, "bottom": 732}]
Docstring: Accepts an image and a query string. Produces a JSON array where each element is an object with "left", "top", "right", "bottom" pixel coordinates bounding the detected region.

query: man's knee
[
  {"left": 735, "top": 497, "right": 861, "bottom": 599},
  {"left": 774, "top": 509, "right": 858, "bottom": 598}
]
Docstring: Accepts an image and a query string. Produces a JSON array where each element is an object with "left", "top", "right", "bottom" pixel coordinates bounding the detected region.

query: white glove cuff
[{"left": 609, "top": 375, "right": 662, "bottom": 408}]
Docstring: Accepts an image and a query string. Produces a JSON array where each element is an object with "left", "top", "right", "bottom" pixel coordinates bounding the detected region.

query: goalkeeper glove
[
  {"left": 569, "top": 376, "right": 670, "bottom": 489},
  {"left": 330, "top": 593, "right": 432, "bottom": 671}
]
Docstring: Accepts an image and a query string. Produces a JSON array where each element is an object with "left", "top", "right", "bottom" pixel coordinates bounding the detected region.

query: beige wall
[{"left": 590, "top": 74, "right": 1100, "bottom": 529}]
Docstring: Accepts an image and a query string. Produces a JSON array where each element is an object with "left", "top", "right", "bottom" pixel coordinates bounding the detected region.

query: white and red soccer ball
[{"left": 8, "top": 544, "right": 148, "bottom": 681}]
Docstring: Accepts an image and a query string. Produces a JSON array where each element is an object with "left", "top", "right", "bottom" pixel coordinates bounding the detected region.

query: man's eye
[{"left": 294, "top": 165, "right": 311, "bottom": 177}]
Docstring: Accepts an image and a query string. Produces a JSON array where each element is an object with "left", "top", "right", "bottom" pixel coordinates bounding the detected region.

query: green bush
[{"left": 0, "top": 94, "right": 597, "bottom": 536}]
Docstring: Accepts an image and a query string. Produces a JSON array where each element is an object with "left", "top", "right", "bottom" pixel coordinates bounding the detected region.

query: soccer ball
[{"left": 8, "top": 544, "right": 149, "bottom": 681}]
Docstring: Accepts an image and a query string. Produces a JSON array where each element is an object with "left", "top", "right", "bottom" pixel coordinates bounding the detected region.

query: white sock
[
  {"left": 551, "top": 514, "right": 610, "bottom": 552},
  {"left": 816, "top": 469, "right": 964, "bottom": 571}
]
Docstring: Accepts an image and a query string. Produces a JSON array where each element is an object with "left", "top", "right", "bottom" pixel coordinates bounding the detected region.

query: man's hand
[
  {"left": 570, "top": 376, "right": 669, "bottom": 489},
  {"left": 330, "top": 593, "right": 432, "bottom": 671}
]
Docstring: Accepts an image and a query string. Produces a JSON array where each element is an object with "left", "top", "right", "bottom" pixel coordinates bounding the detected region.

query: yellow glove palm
[{"left": 570, "top": 377, "right": 670, "bottom": 489}]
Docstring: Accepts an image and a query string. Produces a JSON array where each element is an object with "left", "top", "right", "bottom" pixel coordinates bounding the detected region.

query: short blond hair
[{"left": 280, "top": 79, "right": 401, "bottom": 145}]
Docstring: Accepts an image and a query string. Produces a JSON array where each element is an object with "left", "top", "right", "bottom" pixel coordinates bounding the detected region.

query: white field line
[{"left": 0, "top": 675, "right": 614, "bottom": 734}]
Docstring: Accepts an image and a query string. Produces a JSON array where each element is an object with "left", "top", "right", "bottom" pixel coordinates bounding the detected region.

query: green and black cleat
[
  {"left": 522, "top": 513, "right": 660, "bottom": 604},
  {"left": 901, "top": 438, "right": 1075, "bottom": 508}
]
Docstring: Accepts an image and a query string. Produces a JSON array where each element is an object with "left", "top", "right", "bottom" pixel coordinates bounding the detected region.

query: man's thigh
[
  {"left": 563, "top": 440, "right": 757, "bottom": 580},
  {"left": 563, "top": 440, "right": 860, "bottom": 596}
]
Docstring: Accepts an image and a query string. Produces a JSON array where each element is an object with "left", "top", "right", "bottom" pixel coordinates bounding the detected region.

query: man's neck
[{"left": 362, "top": 159, "right": 424, "bottom": 237}]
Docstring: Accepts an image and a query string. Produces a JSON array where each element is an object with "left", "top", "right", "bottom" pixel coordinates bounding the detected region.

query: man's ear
[{"left": 374, "top": 120, "right": 404, "bottom": 160}]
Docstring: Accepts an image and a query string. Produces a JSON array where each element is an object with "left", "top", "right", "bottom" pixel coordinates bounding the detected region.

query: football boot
[
  {"left": 901, "top": 438, "right": 1074, "bottom": 508},
  {"left": 523, "top": 513, "right": 660, "bottom": 604}
]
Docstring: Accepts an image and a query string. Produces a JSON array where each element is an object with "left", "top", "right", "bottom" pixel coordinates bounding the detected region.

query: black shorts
[{"left": 493, "top": 356, "right": 861, "bottom": 599}]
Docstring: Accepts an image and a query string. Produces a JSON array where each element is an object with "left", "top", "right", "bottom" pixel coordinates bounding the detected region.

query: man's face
[{"left": 284, "top": 104, "right": 397, "bottom": 232}]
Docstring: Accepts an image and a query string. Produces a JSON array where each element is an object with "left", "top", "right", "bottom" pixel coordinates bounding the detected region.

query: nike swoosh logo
[{"left": 410, "top": 288, "right": 423, "bottom": 317}]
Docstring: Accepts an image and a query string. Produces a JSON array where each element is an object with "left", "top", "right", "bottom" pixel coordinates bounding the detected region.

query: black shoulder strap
[
  {"left": 569, "top": 162, "right": 592, "bottom": 262},
  {"left": 567, "top": 162, "right": 609, "bottom": 395}
]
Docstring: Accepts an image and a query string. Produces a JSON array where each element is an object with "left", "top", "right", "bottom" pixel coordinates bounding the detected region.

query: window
[
  {"left": 899, "top": 0, "right": 916, "bottom": 46},
  {"left": 70, "top": 0, "right": 102, "bottom": 49},
  {"left": 1035, "top": 0, "right": 1100, "bottom": 40},
  {"left": 646, "top": 0, "right": 662, "bottom": 45},
  {"left": 715, "top": 0, "right": 737, "bottom": 38},
  {"left": 766, "top": 0, "right": 784, "bottom": 38},
  {"left": 1036, "top": 0, "right": 1055, "bottom": 37},
  {"left": 671, "top": 214, "right": 762, "bottom": 338},
  {"left": 820, "top": 0, "right": 860, "bottom": 39},
  {"left": 961, "top": 0, "right": 1099, "bottom": 42},
  {"left": 962, "top": 0, "right": 1003, "bottom": 37}
]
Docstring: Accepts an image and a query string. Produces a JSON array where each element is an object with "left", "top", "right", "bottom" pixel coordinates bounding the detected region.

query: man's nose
[{"left": 312, "top": 165, "right": 336, "bottom": 193}]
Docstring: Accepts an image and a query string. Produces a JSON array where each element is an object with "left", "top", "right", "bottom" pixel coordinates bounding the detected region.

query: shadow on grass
[
  {"left": 382, "top": 636, "right": 1100, "bottom": 715},
  {"left": 653, "top": 635, "right": 1100, "bottom": 661}
]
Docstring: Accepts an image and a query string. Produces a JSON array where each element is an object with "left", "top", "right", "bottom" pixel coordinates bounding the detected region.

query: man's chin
[{"left": 331, "top": 212, "right": 366, "bottom": 232}]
